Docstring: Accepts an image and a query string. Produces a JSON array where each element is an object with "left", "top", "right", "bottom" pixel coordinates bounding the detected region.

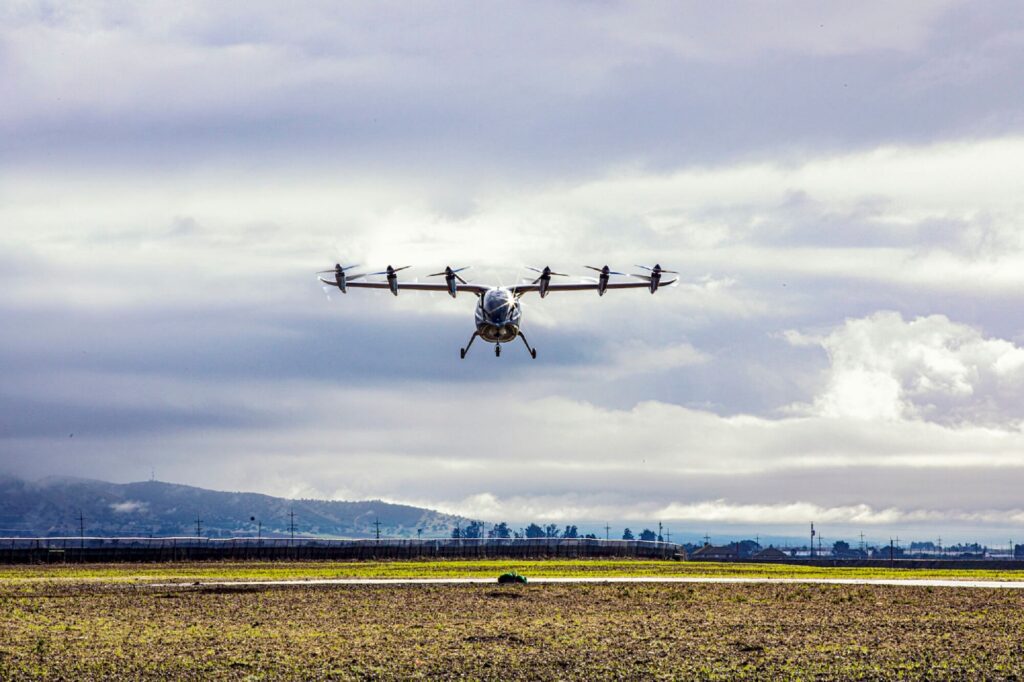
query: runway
[{"left": 155, "top": 576, "right": 1024, "bottom": 590}]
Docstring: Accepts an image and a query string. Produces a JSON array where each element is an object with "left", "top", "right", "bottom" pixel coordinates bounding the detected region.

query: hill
[{"left": 0, "top": 476, "right": 466, "bottom": 539}]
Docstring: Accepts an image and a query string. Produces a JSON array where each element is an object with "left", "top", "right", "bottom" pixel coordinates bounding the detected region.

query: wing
[
  {"left": 511, "top": 280, "right": 676, "bottom": 296},
  {"left": 319, "top": 278, "right": 489, "bottom": 295}
]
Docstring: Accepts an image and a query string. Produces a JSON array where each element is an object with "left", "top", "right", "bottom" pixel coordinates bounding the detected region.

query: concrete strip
[{"left": 149, "top": 577, "right": 1024, "bottom": 589}]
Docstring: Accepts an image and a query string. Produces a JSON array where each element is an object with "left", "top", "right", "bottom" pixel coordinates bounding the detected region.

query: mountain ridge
[{"left": 0, "top": 475, "right": 467, "bottom": 539}]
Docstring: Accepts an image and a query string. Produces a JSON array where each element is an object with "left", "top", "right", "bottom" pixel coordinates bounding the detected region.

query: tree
[
  {"left": 832, "top": 540, "right": 851, "bottom": 556},
  {"left": 544, "top": 523, "right": 560, "bottom": 538},
  {"left": 525, "top": 523, "right": 546, "bottom": 538},
  {"left": 638, "top": 529, "right": 657, "bottom": 542},
  {"left": 462, "top": 520, "right": 484, "bottom": 539},
  {"left": 489, "top": 522, "right": 511, "bottom": 539},
  {"left": 622, "top": 528, "right": 634, "bottom": 540},
  {"left": 563, "top": 525, "right": 579, "bottom": 539}
]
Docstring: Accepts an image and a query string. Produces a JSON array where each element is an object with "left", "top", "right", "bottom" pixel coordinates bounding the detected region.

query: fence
[{"left": 0, "top": 537, "right": 683, "bottom": 564}]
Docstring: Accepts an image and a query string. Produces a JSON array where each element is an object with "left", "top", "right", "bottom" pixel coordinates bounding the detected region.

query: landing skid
[
  {"left": 459, "top": 331, "right": 537, "bottom": 359},
  {"left": 460, "top": 331, "right": 479, "bottom": 359},
  {"left": 518, "top": 331, "right": 537, "bottom": 359}
]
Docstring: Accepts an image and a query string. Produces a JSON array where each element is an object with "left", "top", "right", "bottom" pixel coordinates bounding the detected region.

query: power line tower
[
  {"left": 604, "top": 523, "right": 611, "bottom": 541},
  {"left": 373, "top": 517, "right": 382, "bottom": 541},
  {"left": 703, "top": 532, "right": 711, "bottom": 545},
  {"left": 288, "top": 508, "right": 297, "bottom": 544}
]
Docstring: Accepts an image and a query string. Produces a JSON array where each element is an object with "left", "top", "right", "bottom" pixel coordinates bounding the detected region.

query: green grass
[{"left": 2, "top": 558, "right": 1024, "bottom": 584}]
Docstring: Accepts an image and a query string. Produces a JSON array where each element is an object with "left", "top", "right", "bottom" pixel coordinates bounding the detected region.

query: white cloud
[
  {"left": 790, "top": 312, "right": 1024, "bottom": 424},
  {"left": 110, "top": 500, "right": 148, "bottom": 513}
]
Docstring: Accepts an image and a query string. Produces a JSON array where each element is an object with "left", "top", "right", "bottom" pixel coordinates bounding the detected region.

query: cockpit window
[{"left": 484, "top": 289, "right": 512, "bottom": 313}]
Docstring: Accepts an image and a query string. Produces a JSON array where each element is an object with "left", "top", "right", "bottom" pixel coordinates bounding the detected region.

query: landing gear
[
  {"left": 460, "top": 331, "right": 480, "bottom": 359},
  {"left": 495, "top": 344, "right": 501, "bottom": 357},
  {"left": 518, "top": 331, "right": 537, "bottom": 359}
]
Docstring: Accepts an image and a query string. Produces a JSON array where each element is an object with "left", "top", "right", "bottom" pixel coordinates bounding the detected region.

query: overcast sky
[{"left": 4, "top": 1, "right": 1024, "bottom": 543}]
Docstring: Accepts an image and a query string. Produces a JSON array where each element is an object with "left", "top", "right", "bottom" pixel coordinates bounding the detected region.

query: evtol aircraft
[{"left": 317, "top": 263, "right": 677, "bottom": 358}]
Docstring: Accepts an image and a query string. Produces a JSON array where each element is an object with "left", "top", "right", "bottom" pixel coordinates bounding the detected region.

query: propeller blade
[
  {"left": 550, "top": 271, "right": 569, "bottom": 277},
  {"left": 428, "top": 271, "right": 447, "bottom": 277},
  {"left": 635, "top": 264, "right": 654, "bottom": 271},
  {"left": 660, "top": 269, "right": 679, "bottom": 274},
  {"left": 451, "top": 266, "right": 470, "bottom": 274},
  {"left": 630, "top": 273, "right": 653, "bottom": 280},
  {"left": 526, "top": 266, "right": 543, "bottom": 274},
  {"left": 454, "top": 274, "right": 468, "bottom": 284},
  {"left": 391, "top": 265, "right": 412, "bottom": 272},
  {"left": 584, "top": 265, "right": 604, "bottom": 273}
]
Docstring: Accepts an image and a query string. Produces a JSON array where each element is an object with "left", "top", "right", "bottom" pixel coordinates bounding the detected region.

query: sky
[{"left": 4, "top": 1, "right": 1024, "bottom": 543}]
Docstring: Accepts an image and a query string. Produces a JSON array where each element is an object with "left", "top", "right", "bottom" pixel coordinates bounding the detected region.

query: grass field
[
  {"left": 2, "top": 579, "right": 1024, "bottom": 679},
  {"left": 3, "top": 558, "right": 1024, "bottom": 584}
]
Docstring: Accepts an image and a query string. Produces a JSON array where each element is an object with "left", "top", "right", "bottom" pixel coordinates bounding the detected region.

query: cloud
[
  {"left": 788, "top": 312, "right": 1024, "bottom": 424},
  {"left": 110, "top": 500, "right": 148, "bottom": 513}
]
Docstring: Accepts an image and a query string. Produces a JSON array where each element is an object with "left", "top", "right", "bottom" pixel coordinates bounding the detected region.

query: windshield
[{"left": 482, "top": 289, "right": 515, "bottom": 323}]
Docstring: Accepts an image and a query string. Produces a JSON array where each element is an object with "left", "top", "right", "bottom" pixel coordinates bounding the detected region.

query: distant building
[
  {"left": 752, "top": 546, "right": 789, "bottom": 560},
  {"left": 690, "top": 544, "right": 739, "bottom": 561}
]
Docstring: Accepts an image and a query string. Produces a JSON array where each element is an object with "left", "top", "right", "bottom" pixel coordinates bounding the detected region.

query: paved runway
[{"left": 155, "top": 576, "right": 1024, "bottom": 589}]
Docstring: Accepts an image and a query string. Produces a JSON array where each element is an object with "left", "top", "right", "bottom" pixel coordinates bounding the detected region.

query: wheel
[
  {"left": 530, "top": 349, "right": 537, "bottom": 359},
  {"left": 460, "top": 348, "right": 467, "bottom": 359}
]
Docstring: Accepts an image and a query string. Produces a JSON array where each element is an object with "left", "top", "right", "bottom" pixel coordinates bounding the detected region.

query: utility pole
[
  {"left": 195, "top": 515, "right": 202, "bottom": 539},
  {"left": 658, "top": 521, "right": 663, "bottom": 543},
  {"left": 78, "top": 510, "right": 85, "bottom": 551},
  {"left": 860, "top": 532, "right": 865, "bottom": 553},
  {"left": 373, "top": 517, "right": 382, "bottom": 541},
  {"left": 604, "top": 523, "right": 611, "bottom": 541},
  {"left": 666, "top": 528, "right": 672, "bottom": 544},
  {"left": 703, "top": 532, "right": 711, "bottom": 546}
]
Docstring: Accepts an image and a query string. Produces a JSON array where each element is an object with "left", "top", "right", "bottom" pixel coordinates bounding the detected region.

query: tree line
[{"left": 451, "top": 521, "right": 666, "bottom": 542}]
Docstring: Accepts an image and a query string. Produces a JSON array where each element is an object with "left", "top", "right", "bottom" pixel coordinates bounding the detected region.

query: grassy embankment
[
  {"left": 2, "top": 558, "right": 1024, "bottom": 584},
  {"left": 2, "top": 580, "right": 1024, "bottom": 679}
]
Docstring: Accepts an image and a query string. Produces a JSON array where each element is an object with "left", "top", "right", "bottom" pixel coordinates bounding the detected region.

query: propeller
[
  {"left": 366, "top": 265, "right": 412, "bottom": 277},
  {"left": 634, "top": 264, "right": 678, "bottom": 274},
  {"left": 428, "top": 266, "right": 470, "bottom": 284},
  {"left": 630, "top": 264, "right": 677, "bottom": 294},
  {"left": 527, "top": 265, "right": 569, "bottom": 279},
  {"left": 317, "top": 263, "right": 367, "bottom": 293},
  {"left": 585, "top": 265, "right": 626, "bottom": 276},
  {"left": 317, "top": 263, "right": 360, "bottom": 274},
  {"left": 584, "top": 265, "right": 626, "bottom": 296}
]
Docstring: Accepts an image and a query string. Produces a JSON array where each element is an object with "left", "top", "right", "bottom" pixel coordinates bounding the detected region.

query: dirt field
[{"left": 2, "top": 580, "right": 1024, "bottom": 679}]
